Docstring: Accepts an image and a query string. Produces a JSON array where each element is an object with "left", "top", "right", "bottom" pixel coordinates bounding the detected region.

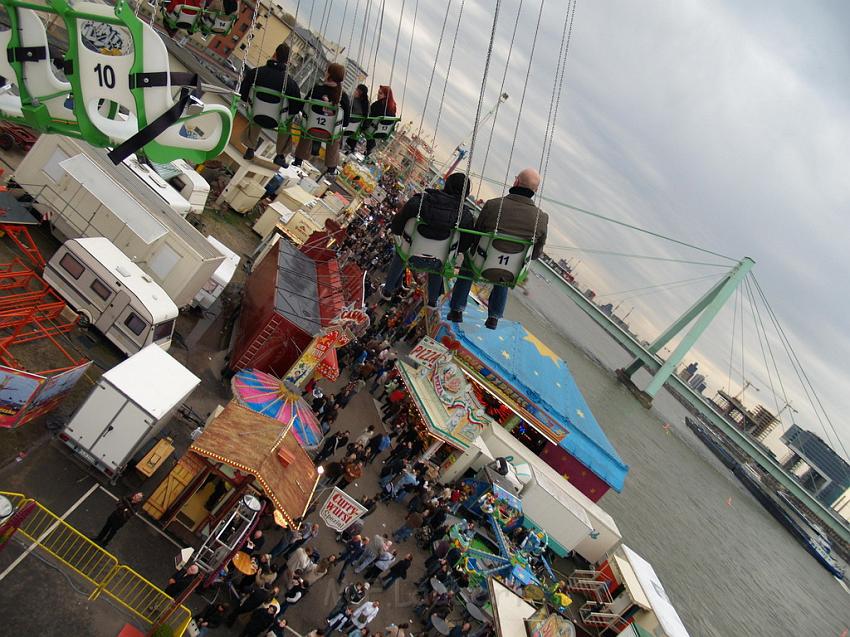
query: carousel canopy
[
  {"left": 435, "top": 303, "right": 628, "bottom": 492},
  {"left": 233, "top": 369, "right": 324, "bottom": 449},
  {"left": 190, "top": 401, "right": 319, "bottom": 526}
]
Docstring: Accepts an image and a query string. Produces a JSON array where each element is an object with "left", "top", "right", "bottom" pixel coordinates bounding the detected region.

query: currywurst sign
[{"left": 319, "top": 488, "right": 367, "bottom": 531}]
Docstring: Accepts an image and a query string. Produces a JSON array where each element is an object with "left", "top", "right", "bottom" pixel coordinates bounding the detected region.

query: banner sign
[
  {"left": 409, "top": 336, "right": 451, "bottom": 369},
  {"left": 319, "top": 488, "right": 368, "bottom": 532}
]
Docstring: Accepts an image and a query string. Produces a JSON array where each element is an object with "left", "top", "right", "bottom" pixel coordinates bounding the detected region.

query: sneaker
[
  {"left": 243, "top": 147, "right": 255, "bottom": 160},
  {"left": 447, "top": 310, "right": 463, "bottom": 323},
  {"left": 273, "top": 154, "right": 289, "bottom": 167},
  {"left": 485, "top": 317, "right": 499, "bottom": 330},
  {"left": 292, "top": 158, "right": 303, "bottom": 167},
  {"left": 325, "top": 167, "right": 338, "bottom": 177}
]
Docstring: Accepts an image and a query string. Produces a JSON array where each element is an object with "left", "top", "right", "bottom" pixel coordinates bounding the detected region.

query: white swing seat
[
  {"left": 470, "top": 232, "right": 532, "bottom": 285},
  {"left": 250, "top": 85, "right": 290, "bottom": 130},
  {"left": 164, "top": 3, "right": 203, "bottom": 31},
  {"left": 343, "top": 113, "right": 366, "bottom": 137},
  {"left": 0, "top": 8, "right": 74, "bottom": 122},
  {"left": 200, "top": 11, "right": 236, "bottom": 35},
  {"left": 74, "top": 3, "right": 231, "bottom": 153},
  {"left": 302, "top": 99, "right": 342, "bottom": 141},
  {"left": 395, "top": 217, "right": 459, "bottom": 269},
  {"left": 366, "top": 115, "right": 399, "bottom": 140}
]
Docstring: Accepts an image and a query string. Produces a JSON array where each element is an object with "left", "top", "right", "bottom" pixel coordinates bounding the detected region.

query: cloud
[{"left": 283, "top": 0, "right": 850, "bottom": 459}]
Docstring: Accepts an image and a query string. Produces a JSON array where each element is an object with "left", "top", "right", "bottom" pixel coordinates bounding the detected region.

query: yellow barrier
[
  {"left": 99, "top": 565, "right": 192, "bottom": 635},
  {"left": 0, "top": 491, "right": 192, "bottom": 636}
]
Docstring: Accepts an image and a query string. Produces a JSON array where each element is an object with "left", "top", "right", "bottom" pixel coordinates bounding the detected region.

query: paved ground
[{"left": 0, "top": 293, "right": 454, "bottom": 636}]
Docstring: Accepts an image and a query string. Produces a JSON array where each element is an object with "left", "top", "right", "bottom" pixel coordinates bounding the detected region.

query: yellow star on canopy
[
  {"left": 576, "top": 409, "right": 585, "bottom": 418},
  {"left": 501, "top": 350, "right": 510, "bottom": 360},
  {"left": 523, "top": 331, "right": 561, "bottom": 367}
]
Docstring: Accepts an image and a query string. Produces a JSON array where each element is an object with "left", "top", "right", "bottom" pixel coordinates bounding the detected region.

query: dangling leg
[
  {"left": 485, "top": 284, "right": 508, "bottom": 329},
  {"left": 291, "top": 135, "right": 312, "bottom": 167},
  {"left": 324, "top": 139, "right": 341, "bottom": 176},
  {"left": 274, "top": 132, "right": 292, "bottom": 167},
  {"left": 448, "top": 265, "right": 474, "bottom": 322},
  {"left": 242, "top": 122, "right": 262, "bottom": 159}
]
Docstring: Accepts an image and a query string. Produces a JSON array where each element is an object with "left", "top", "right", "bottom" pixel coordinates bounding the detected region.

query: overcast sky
[{"left": 282, "top": 0, "right": 850, "bottom": 461}]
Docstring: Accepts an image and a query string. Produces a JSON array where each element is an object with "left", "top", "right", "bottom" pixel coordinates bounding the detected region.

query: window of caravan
[
  {"left": 153, "top": 319, "right": 175, "bottom": 342},
  {"left": 90, "top": 278, "right": 111, "bottom": 300},
  {"left": 124, "top": 313, "right": 147, "bottom": 336},
  {"left": 59, "top": 253, "right": 85, "bottom": 279}
]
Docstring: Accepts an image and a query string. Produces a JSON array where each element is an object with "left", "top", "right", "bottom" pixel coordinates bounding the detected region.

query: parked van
[{"left": 44, "top": 238, "right": 179, "bottom": 355}]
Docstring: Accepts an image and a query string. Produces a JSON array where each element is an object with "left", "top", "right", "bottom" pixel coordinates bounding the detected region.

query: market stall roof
[
  {"left": 436, "top": 303, "right": 628, "bottom": 492},
  {"left": 190, "top": 401, "right": 319, "bottom": 526},
  {"left": 488, "top": 576, "right": 536, "bottom": 637},
  {"left": 621, "top": 546, "right": 691, "bottom": 637},
  {"left": 396, "top": 360, "right": 493, "bottom": 450}
]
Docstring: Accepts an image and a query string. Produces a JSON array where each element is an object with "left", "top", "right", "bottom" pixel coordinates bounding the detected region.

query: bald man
[{"left": 448, "top": 168, "right": 548, "bottom": 329}]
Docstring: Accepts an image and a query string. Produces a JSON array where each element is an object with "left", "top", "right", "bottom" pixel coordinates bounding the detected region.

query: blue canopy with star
[{"left": 434, "top": 303, "right": 628, "bottom": 491}]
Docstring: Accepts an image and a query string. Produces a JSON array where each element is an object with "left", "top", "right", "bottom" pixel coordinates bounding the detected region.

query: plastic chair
[
  {"left": 395, "top": 218, "right": 460, "bottom": 274},
  {"left": 468, "top": 232, "right": 533, "bottom": 286},
  {"left": 300, "top": 98, "right": 343, "bottom": 142},
  {"left": 162, "top": 2, "right": 204, "bottom": 32},
  {"left": 249, "top": 84, "right": 291, "bottom": 131},
  {"left": 364, "top": 115, "right": 400, "bottom": 140}
]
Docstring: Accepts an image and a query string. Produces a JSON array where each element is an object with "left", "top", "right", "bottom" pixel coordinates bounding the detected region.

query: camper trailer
[
  {"left": 44, "top": 238, "right": 179, "bottom": 356},
  {"left": 14, "top": 136, "right": 224, "bottom": 306}
]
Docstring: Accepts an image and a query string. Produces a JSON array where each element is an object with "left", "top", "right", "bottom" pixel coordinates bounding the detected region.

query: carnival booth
[
  {"left": 567, "top": 545, "right": 690, "bottom": 637},
  {"left": 488, "top": 576, "right": 577, "bottom": 637},
  {"left": 143, "top": 401, "right": 319, "bottom": 534},
  {"left": 432, "top": 304, "right": 628, "bottom": 501},
  {"left": 229, "top": 234, "right": 364, "bottom": 375},
  {"left": 395, "top": 336, "right": 494, "bottom": 468}
]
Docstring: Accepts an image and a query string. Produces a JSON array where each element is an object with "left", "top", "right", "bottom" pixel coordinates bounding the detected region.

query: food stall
[{"left": 143, "top": 401, "right": 319, "bottom": 534}]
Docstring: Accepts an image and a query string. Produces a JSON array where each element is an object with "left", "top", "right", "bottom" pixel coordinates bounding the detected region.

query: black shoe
[
  {"left": 273, "top": 154, "right": 289, "bottom": 167},
  {"left": 447, "top": 310, "right": 463, "bottom": 323},
  {"left": 243, "top": 147, "right": 255, "bottom": 160},
  {"left": 292, "top": 158, "right": 303, "bottom": 167},
  {"left": 485, "top": 317, "right": 499, "bottom": 330},
  {"left": 325, "top": 167, "right": 338, "bottom": 177}
]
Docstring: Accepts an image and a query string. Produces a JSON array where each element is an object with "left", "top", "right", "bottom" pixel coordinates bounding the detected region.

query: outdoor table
[
  {"left": 466, "top": 602, "right": 489, "bottom": 623},
  {"left": 430, "top": 576, "right": 448, "bottom": 595},
  {"left": 430, "top": 614, "right": 451, "bottom": 636},
  {"left": 232, "top": 551, "right": 258, "bottom": 575}
]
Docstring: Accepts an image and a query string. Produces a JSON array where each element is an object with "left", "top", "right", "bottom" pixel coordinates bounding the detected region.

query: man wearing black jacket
[
  {"left": 239, "top": 43, "right": 302, "bottom": 163},
  {"left": 381, "top": 172, "right": 475, "bottom": 307}
]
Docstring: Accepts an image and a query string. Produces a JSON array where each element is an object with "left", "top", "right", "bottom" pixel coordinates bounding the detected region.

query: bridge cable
[{"left": 543, "top": 244, "right": 730, "bottom": 268}]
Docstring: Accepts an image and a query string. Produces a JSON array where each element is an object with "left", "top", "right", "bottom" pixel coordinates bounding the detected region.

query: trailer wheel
[
  {"left": 76, "top": 312, "right": 91, "bottom": 328},
  {"left": 0, "top": 133, "right": 14, "bottom": 151}
]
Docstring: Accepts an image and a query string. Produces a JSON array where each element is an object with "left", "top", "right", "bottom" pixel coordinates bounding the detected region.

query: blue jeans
[
  {"left": 393, "top": 525, "right": 414, "bottom": 542},
  {"left": 449, "top": 267, "right": 508, "bottom": 319},
  {"left": 384, "top": 253, "right": 444, "bottom": 306}
]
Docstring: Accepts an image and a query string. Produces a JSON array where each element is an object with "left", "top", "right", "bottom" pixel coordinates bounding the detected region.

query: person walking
[
  {"left": 226, "top": 585, "right": 278, "bottom": 627},
  {"left": 365, "top": 431, "right": 391, "bottom": 464},
  {"left": 392, "top": 511, "right": 423, "bottom": 543},
  {"left": 280, "top": 523, "right": 319, "bottom": 559},
  {"left": 337, "top": 536, "right": 368, "bottom": 582},
  {"left": 350, "top": 600, "right": 381, "bottom": 631},
  {"left": 239, "top": 604, "right": 278, "bottom": 637},
  {"left": 380, "top": 553, "right": 412, "bottom": 591},
  {"left": 277, "top": 577, "right": 308, "bottom": 615},
  {"left": 326, "top": 607, "right": 354, "bottom": 636},
  {"left": 92, "top": 492, "right": 144, "bottom": 547},
  {"left": 336, "top": 459, "right": 363, "bottom": 490},
  {"left": 315, "top": 429, "right": 350, "bottom": 463},
  {"left": 448, "top": 168, "right": 549, "bottom": 329}
]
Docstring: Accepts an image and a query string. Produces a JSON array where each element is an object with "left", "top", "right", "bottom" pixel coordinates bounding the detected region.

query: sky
[{"left": 280, "top": 0, "right": 850, "bottom": 462}]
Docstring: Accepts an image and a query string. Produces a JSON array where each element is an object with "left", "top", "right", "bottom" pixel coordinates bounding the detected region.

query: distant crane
[{"left": 734, "top": 378, "right": 759, "bottom": 402}]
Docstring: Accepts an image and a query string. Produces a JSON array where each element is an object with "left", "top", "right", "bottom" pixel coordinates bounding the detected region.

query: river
[{"left": 500, "top": 263, "right": 850, "bottom": 635}]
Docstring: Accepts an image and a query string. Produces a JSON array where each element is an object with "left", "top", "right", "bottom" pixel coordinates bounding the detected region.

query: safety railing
[
  {"left": 98, "top": 565, "right": 192, "bottom": 635},
  {"left": 0, "top": 491, "right": 192, "bottom": 636}
]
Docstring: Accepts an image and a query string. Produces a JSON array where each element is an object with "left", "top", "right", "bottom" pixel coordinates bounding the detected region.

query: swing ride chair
[
  {"left": 246, "top": 90, "right": 345, "bottom": 145},
  {"left": 162, "top": 2, "right": 237, "bottom": 36},
  {"left": 395, "top": 219, "right": 535, "bottom": 289},
  {"left": 0, "top": 0, "right": 234, "bottom": 164}
]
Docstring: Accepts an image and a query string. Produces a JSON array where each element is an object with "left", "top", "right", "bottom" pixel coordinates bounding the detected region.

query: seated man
[
  {"left": 448, "top": 168, "right": 548, "bottom": 329},
  {"left": 239, "top": 43, "right": 302, "bottom": 163},
  {"left": 381, "top": 172, "right": 475, "bottom": 307}
]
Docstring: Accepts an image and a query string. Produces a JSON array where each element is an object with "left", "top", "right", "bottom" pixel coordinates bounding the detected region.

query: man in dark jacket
[
  {"left": 382, "top": 172, "right": 475, "bottom": 307},
  {"left": 239, "top": 43, "right": 303, "bottom": 163},
  {"left": 315, "top": 429, "right": 350, "bottom": 463},
  {"left": 92, "top": 492, "right": 143, "bottom": 547},
  {"left": 448, "top": 167, "right": 548, "bottom": 329}
]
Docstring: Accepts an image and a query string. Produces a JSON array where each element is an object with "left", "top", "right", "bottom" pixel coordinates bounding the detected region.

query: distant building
[
  {"left": 584, "top": 289, "right": 596, "bottom": 301},
  {"left": 781, "top": 424, "right": 850, "bottom": 507},
  {"left": 832, "top": 486, "right": 850, "bottom": 523},
  {"left": 342, "top": 57, "right": 369, "bottom": 96},
  {"left": 679, "top": 362, "right": 698, "bottom": 382}
]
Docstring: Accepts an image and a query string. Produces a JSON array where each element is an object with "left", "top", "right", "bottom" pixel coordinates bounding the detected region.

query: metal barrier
[
  {"left": 99, "top": 565, "right": 193, "bottom": 635},
  {"left": 0, "top": 491, "right": 192, "bottom": 636}
]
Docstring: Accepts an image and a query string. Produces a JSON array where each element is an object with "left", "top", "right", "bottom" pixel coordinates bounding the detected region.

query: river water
[{"left": 501, "top": 263, "right": 850, "bottom": 636}]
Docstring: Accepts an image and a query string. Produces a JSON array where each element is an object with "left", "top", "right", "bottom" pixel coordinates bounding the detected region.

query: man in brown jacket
[{"left": 448, "top": 168, "right": 548, "bottom": 328}]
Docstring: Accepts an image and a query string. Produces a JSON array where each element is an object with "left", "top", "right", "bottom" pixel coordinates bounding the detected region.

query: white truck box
[
  {"left": 479, "top": 423, "right": 622, "bottom": 564},
  {"left": 520, "top": 465, "right": 593, "bottom": 555},
  {"left": 193, "top": 236, "right": 240, "bottom": 309},
  {"left": 274, "top": 185, "right": 317, "bottom": 212},
  {"left": 61, "top": 345, "right": 200, "bottom": 477}
]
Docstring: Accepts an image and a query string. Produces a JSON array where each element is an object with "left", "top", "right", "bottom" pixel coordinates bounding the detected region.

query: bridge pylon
[{"left": 617, "top": 257, "right": 755, "bottom": 406}]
